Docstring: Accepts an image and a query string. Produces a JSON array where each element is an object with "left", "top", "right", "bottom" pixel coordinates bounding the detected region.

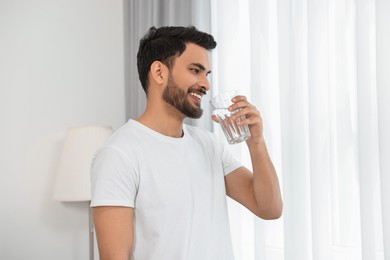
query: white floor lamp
[{"left": 53, "top": 126, "right": 113, "bottom": 260}]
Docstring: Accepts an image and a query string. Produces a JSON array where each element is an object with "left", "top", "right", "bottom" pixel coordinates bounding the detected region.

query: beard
[{"left": 162, "top": 75, "right": 203, "bottom": 119}]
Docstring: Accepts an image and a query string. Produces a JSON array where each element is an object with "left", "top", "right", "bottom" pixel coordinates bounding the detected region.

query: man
[{"left": 91, "top": 26, "right": 282, "bottom": 260}]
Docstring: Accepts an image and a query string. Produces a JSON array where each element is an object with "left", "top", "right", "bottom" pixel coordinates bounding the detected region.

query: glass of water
[{"left": 210, "top": 91, "right": 251, "bottom": 144}]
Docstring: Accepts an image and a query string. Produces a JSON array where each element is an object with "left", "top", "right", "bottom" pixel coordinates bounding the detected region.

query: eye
[{"left": 190, "top": 68, "right": 199, "bottom": 74}]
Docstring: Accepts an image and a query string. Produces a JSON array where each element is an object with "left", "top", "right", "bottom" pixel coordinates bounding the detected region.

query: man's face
[{"left": 162, "top": 43, "right": 212, "bottom": 119}]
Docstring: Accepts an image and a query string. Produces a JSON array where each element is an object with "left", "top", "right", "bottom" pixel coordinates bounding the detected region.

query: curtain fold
[
  {"left": 376, "top": 1, "right": 390, "bottom": 258},
  {"left": 211, "top": 0, "right": 389, "bottom": 259},
  {"left": 356, "top": 1, "right": 383, "bottom": 259}
]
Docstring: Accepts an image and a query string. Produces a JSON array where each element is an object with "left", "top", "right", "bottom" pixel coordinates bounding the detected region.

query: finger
[
  {"left": 228, "top": 100, "right": 254, "bottom": 112},
  {"left": 230, "top": 106, "right": 260, "bottom": 121},
  {"left": 229, "top": 96, "right": 247, "bottom": 110},
  {"left": 236, "top": 115, "right": 262, "bottom": 126},
  {"left": 211, "top": 114, "right": 219, "bottom": 123},
  {"left": 231, "top": 95, "right": 247, "bottom": 102}
]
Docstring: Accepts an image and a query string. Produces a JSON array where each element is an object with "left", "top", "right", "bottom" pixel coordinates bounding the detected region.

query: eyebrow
[{"left": 191, "top": 63, "right": 212, "bottom": 76}]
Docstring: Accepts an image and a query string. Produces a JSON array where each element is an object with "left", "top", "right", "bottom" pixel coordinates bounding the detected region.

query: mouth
[{"left": 189, "top": 90, "right": 206, "bottom": 104}]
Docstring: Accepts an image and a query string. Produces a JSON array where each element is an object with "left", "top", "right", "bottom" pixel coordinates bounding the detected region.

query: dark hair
[{"left": 137, "top": 26, "right": 217, "bottom": 94}]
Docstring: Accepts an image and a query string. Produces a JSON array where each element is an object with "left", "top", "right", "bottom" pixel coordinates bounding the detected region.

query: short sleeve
[
  {"left": 218, "top": 140, "right": 242, "bottom": 176},
  {"left": 90, "top": 146, "right": 139, "bottom": 208}
]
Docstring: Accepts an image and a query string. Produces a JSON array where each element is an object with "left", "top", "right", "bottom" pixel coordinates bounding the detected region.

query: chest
[{"left": 134, "top": 140, "right": 225, "bottom": 209}]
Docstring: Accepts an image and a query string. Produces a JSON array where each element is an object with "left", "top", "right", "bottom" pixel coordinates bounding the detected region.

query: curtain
[
  {"left": 125, "top": 0, "right": 390, "bottom": 259},
  {"left": 211, "top": 0, "right": 390, "bottom": 260}
]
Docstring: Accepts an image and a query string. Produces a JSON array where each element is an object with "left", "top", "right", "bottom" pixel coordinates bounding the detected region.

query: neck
[{"left": 137, "top": 101, "right": 185, "bottom": 138}]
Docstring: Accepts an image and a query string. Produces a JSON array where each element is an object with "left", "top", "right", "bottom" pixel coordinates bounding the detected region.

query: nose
[{"left": 199, "top": 75, "right": 211, "bottom": 92}]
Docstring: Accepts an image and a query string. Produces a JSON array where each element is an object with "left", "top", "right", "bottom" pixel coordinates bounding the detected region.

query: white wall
[{"left": 0, "top": 1, "right": 126, "bottom": 259}]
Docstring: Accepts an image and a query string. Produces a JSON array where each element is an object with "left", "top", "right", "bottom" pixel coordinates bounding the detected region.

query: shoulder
[
  {"left": 106, "top": 120, "right": 139, "bottom": 146},
  {"left": 93, "top": 120, "right": 143, "bottom": 164},
  {"left": 91, "top": 121, "right": 142, "bottom": 184}
]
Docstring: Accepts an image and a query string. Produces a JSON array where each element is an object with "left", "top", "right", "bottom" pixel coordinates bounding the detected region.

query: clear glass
[{"left": 210, "top": 91, "right": 251, "bottom": 144}]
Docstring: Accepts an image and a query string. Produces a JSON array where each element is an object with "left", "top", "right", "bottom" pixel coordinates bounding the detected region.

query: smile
[{"left": 189, "top": 92, "right": 202, "bottom": 100}]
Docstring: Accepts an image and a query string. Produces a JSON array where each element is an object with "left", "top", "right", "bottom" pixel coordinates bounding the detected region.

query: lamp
[{"left": 53, "top": 126, "right": 113, "bottom": 260}]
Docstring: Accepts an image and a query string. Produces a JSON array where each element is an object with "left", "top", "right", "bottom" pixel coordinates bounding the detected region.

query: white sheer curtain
[
  {"left": 125, "top": 0, "right": 389, "bottom": 259},
  {"left": 211, "top": 0, "right": 390, "bottom": 260}
]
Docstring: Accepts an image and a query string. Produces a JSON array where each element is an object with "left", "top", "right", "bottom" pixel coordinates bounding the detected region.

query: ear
[{"left": 150, "top": 61, "right": 168, "bottom": 86}]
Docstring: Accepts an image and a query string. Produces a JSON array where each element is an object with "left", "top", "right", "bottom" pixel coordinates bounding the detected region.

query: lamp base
[{"left": 89, "top": 206, "right": 94, "bottom": 260}]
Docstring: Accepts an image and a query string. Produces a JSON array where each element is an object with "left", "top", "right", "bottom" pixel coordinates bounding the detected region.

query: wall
[{"left": 0, "top": 1, "right": 126, "bottom": 259}]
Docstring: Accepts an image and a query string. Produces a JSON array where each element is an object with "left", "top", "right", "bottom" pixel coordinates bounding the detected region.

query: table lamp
[{"left": 53, "top": 126, "right": 113, "bottom": 260}]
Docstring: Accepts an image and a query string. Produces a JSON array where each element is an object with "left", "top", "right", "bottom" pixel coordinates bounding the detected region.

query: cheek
[
  {"left": 172, "top": 70, "right": 198, "bottom": 88},
  {"left": 178, "top": 78, "right": 197, "bottom": 89}
]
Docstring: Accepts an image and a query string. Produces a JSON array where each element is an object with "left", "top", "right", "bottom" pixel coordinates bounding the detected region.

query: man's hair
[{"left": 137, "top": 26, "right": 217, "bottom": 94}]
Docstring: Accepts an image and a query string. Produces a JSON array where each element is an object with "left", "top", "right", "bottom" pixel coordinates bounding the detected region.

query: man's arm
[
  {"left": 93, "top": 206, "right": 134, "bottom": 260},
  {"left": 225, "top": 141, "right": 282, "bottom": 219},
  {"left": 217, "top": 95, "right": 283, "bottom": 219}
]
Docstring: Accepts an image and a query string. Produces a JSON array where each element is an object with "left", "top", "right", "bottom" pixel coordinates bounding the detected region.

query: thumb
[{"left": 211, "top": 115, "right": 219, "bottom": 123}]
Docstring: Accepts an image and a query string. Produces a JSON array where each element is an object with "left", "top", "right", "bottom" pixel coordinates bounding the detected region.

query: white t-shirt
[{"left": 91, "top": 119, "right": 242, "bottom": 260}]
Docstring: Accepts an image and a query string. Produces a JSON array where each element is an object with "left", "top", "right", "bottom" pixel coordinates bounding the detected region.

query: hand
[{"left": 211, "top": 95, "right": 264, "bottom": 145}]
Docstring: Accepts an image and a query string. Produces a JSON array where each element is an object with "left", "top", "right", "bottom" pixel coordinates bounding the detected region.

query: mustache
[{"left": 188, "top": 86, "right": 207, "bottom": 95}]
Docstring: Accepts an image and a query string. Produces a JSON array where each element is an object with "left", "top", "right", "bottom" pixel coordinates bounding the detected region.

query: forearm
[{"left": 247, "top": 137, "right": 283, "bottom": 219}]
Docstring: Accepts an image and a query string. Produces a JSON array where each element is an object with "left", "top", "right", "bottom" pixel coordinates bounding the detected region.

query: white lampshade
[{"left": 53, "top": 126, "right": 113, "bottom": 201}]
